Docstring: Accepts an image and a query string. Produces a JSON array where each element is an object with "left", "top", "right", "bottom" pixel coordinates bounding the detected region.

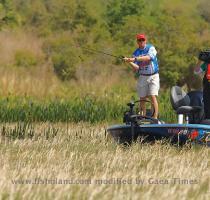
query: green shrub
[
  {"left": 52, "top": 52, "right": 77, "bottom": 81},
  {"left": 14, "top": 50, "right": 38, "bottom": 67},
  {"left": 0, "top": 1, "right": 21, "bottom": 27},
  {"left": 43, "top": 36, "right": 79, "bottom": 80}
]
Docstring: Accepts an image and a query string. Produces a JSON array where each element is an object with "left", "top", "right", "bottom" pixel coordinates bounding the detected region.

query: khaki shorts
[{"left": 137, "top": 73, "right": 160, "bottom": 98}]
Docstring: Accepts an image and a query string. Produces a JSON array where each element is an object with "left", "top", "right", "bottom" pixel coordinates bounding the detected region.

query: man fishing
[{"left": 123, "top": 34, "right": 160, "bottom": 119}]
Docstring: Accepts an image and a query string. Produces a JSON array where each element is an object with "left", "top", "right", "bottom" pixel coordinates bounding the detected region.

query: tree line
[{"left": 1, "top": 0, "right": 210, "bottom": 89}]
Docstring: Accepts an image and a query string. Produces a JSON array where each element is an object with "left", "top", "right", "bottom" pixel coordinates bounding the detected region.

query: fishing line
[{"left": 73, "top": 44, "right": 124, "bottom": 60}]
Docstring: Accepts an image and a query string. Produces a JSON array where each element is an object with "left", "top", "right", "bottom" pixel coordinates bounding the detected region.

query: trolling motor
[
  {"left": 123, "top": 99, "right": 161, "bottom": 142},
  {"left": 123, "top": 100, "right": 159, "bottom": 125},
  {"left": 123, "top": 100, "right": 139, "bottom": 124}
]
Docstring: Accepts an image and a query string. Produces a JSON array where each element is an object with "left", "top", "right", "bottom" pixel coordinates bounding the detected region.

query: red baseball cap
[{"left": 136, "top": 34, "right": 146, "bottom": 40}]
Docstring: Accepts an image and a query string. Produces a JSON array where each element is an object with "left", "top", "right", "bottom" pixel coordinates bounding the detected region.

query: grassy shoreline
[{"left": 0, "top": 123, "right": 209, "bottom": 199}]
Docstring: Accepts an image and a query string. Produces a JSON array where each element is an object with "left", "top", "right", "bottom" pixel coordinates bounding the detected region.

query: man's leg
[
  {"left": 148, "top": 74, "right": 159, "bottom": 119},
  {"left": 139, "top": 96, "right": 147, "bottom": 116},
  {"left": 150, "top": 95, "right": 158, "bottom": 119}
]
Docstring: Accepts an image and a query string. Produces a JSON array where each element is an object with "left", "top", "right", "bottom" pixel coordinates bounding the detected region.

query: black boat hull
[{"left": 107, "top": 124, "right": 210, "bottom": 146}]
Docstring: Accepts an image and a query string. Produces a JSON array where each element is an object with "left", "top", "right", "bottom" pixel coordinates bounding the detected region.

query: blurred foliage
[
  {"left": 1, "top": 0, "right": 210, "bottom": 89},
  {"left": 14, "top": 50, "right": 38, "bottom": 67},
  {"left": 43, "top": 34, "right": 80, "bottom": 80},
  {"left": 105, "top": 0, "right": 145, "bottom": 35},
  {"left": 0, "top": 0, "right": 21, "bottom": 28},
  {"left": 198, "top": 0, "right": 210, "bottom": 23}
]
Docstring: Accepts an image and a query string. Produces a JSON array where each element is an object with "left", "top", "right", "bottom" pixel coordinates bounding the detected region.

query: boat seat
[
  {"left": 176, "top": 105, "right": 202, "bottom": 115},
  {"left": 170, "top": 86, "right": 202, "bottom": 122}
]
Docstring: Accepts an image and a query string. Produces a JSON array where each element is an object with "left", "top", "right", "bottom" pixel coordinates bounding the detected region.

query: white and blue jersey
[{"left": 133, "top": 44, "right": 159, "bottom": 75}]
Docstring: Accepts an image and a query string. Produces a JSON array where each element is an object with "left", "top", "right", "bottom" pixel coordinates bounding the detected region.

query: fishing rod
[{"left": 74, "top": 44, "right": 124, "bottom": 60}]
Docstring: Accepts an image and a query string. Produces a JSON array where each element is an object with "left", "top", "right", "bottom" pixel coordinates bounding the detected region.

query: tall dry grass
[
  {"left": 0, "top": 123, "right": 209, "bottom": 199},
  {"left": 0, "top": 30, "right": 64, "bottom": 97},
  {"left": 0, "top": 30, "right": 135, "bottom": 97},
  {"left": 0, "top": 29, "right": 136, "bottom": 98},
  {"left": 0, "top": 30, "right": 41, "bottom": 66}
]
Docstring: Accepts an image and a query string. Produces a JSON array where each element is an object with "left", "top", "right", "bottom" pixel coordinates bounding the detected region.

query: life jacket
[
  {"left": 206, "top": 63, "right": 210, "bottom": 81},
  {"left": 132, "top": 44, "right": 159, "bottom": 75}
]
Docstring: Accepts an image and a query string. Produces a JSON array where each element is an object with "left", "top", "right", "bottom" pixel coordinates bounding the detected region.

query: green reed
[
  {"left": 0, "top": 95, "right": 125, "bottom": 123},
  {"left": 0, "top": 91, "right": 175, "bottom": 123}
]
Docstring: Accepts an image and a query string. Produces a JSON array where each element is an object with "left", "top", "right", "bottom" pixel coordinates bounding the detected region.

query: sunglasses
[{"left": 137, "top": 39, "right": 145, "bottom": 42}]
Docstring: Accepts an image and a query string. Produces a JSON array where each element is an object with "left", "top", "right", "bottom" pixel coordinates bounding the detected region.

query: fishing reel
[{"left": 199, "top": 49, "right": 210, "bottom": 63}]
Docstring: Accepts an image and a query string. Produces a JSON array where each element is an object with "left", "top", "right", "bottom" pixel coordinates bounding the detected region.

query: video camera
[{"left": 199, "top": 49, "right": 210, "bottom": 63}]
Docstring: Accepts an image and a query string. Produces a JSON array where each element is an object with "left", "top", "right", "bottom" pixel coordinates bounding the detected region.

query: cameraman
[{"left": 194, "top": 55, "right": 210, "bottom": 119}]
